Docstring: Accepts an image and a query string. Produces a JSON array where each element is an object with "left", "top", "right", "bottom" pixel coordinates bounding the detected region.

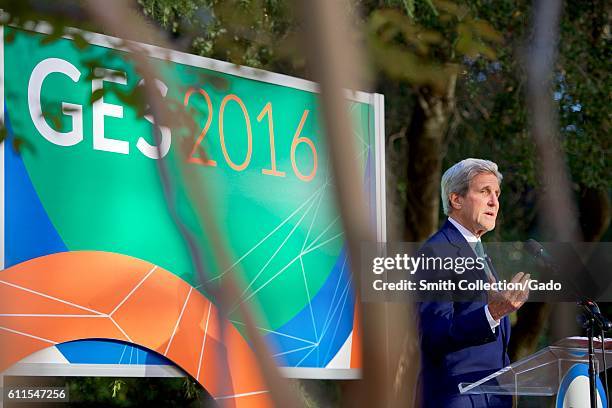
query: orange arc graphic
[{"left": 0, "top": 251, "right": 272, "bottom": 408}]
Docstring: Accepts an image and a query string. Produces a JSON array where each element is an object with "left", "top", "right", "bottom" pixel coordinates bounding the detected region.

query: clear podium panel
[{"left": 459, "top": 337, "right": 612, "bottom": 396}]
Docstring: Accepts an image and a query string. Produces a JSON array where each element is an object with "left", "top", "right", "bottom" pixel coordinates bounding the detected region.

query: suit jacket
[{"left": 417, "top": 220, "right": 511, "bottom": 407}]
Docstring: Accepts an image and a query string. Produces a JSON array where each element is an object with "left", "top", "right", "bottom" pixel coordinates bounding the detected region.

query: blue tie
[{"left": 473, "top": 241, "right": 494, "bottom": 280}]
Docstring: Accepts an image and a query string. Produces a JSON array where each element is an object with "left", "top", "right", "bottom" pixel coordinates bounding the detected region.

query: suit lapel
[
  {"left": 440, "top": 220, "right": 486, "bottom": 282},
  {"left": 440, "top": 220, "right": 474, "bottom": 258}
]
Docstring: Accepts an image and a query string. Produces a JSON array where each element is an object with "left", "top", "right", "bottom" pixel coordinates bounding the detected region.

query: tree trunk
[
  {"left": 579, "top": 186, "right": 611, "bottom": 242},
  {"left": 395, "top": 77, "right": 456, "bottom": 407},
  {"left": 403, "top": 77, "right": 456, "bottom": 242}
]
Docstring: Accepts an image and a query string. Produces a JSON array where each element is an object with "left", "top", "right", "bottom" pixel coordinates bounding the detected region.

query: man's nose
[{"left": 488, "top": 193, "right": 499, "bottom": 207}]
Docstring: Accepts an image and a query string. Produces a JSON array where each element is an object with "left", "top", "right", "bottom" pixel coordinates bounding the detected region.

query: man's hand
[{"left": 487, "top": 272, "right": 530, "bottom": 321}]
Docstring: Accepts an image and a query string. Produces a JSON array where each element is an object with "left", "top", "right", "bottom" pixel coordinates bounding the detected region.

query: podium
[{"left": 459, "top": 337, "right": 612, "bottom": 401}]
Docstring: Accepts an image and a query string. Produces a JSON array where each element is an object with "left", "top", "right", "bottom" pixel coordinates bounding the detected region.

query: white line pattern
[
  {"left": 0, "top": 280, "right": 106, "bottom": 315},
  {"left": 0, "top": 326, "right": 58, "bottom": 345},
  {"left": 196, "top": 302, "right": 213, "bottom": 381},
  {"left": 164, "top": 287, "right": 193, "bottom": 356},
  {"left": 110, "top": 266, "right": 157, "bottom": 316}
]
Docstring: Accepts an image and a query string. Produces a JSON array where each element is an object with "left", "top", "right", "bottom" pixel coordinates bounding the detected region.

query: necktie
[{"left": 473, "top": 241, "right": 494, "bottom": 280}]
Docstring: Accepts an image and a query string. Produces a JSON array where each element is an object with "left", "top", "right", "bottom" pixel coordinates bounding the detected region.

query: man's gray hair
[{"left": 441, "top": 158, "right": 503, "bottom": 215}]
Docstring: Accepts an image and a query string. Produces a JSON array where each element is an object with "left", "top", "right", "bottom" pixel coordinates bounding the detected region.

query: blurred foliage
[
  {"left": 366, "top": 0, "right": 503, "bottom": 93},
  {"left": 134, "top": 0, "right": 610, "bottom": 394},
  {"left": 0, "top": 0, "right": 608, "bottom": 240},
  {"left": 0, "top": 0, "right": 207, "bottom": 154},
  {"left": 137, "top": 0, "right": 301, "bottom": 72},
  {"left": 359, "top": 0, "right": 610, "bottom": 241},
  {"left": 5, "top": 376, "right": 214, "bottom": 407},
  {"left": 0, "top": 0, "right": 88, "bottom": 147},
  {"left": 64, "top": 376, "right": 213, "bottom": 407},
  {"left": 439, "top": 0, "right": 611, "bottom": 241},
  {"left": 0, "top": 0, "right": 609, "bottom": 402}
]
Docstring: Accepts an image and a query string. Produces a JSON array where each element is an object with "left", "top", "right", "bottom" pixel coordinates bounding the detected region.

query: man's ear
[{"left": 449, "top": 192, "right": 463, "bottom": 210}]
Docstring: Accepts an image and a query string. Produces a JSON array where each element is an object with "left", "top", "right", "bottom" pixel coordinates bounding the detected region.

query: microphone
[
  {"left": 525, "top": 239, "right": 612, "bottom": 331},
  {"left": 581, "top": 299, "right": 612, "bottom": 331},
  {"left": 524, "top": 239, "right": 557, "bottom": 270}
]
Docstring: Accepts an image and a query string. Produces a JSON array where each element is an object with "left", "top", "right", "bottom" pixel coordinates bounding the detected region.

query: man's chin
[{"left": 479, "top": 221, "right": 496, "bottom": 232}]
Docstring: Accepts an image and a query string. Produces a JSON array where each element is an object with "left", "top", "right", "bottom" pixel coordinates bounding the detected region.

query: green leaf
[
  {"left": 456, "top": 35, "right": 478, "bottom": 58},
  {"left": 402, "top": 0, "right": 415, "bottom": 18},
  {"left": 71, "top": 33, "right": 90, "bottom": 50},
  {"left": 477, "top": 42, "right": 497, "bottom": 59},
  {"left": 424, "top": 0, "right": 439, "bottom": 15},
  {"left": 39, "top": 25, "right": 64, "bottom": 46},
  {"left": 471, "top": 19, "right": 503, "bottom": 43},
  {"left": 5, "top": 30, "right": 16, "bottom": 44},
  {"left": 433, "top": 0, "right": 467, "bottom": 19},
  {"left": 90, "top": 88, "right": 106, "bottom": 104}
]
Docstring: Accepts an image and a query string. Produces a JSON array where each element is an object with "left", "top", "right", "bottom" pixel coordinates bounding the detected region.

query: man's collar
[{"left": 447, "top": 217, "right": 480, "bottom": 243}]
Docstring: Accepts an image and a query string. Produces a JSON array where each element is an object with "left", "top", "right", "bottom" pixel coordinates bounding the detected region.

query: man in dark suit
[{"left": 418, "top": 158, "right": 530, "bottom": 407}]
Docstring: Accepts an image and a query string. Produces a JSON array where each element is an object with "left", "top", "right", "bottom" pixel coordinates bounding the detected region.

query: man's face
[{"left": 450, "top": 172, "right": 500, "bottom": 237}]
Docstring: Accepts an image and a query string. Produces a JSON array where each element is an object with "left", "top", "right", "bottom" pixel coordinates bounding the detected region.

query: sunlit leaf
[
  {"left": 456, "top": 34, "right": 478, "bottom": 58},
  {"left": 471, "top": 19, "right": 503, "bottom": 43},
  {"left": 433, "top": 0, "right": 468, "bottom": 19},
  {"left": 402, "top": 0, "right": 415, "bottom": 18},
  {"left": 416, "top": 29, "right": 444, "bottom": 44},
  {"left": 477, "top": 42, "right": 497, "bottom": 60}
]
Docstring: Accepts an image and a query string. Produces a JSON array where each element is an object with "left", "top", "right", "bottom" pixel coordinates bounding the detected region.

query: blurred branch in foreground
[
  {"left": 0, "top": 1, "right": 376, "bottom": 406},
  {"left": 525, "top": 0, "right": 581, "bottom": 341},
  {"left": 299, "top": 1, "right": 418, "bottom": 407}
]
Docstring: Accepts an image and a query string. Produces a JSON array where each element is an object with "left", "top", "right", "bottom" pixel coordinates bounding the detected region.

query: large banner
[{"left": 0, "top": 23, "right": 385, "bottom": 384}]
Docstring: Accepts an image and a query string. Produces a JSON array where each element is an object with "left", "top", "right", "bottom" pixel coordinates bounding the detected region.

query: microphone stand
[
  {"left": 525, "top": 240, "right": 611, "bottom": 408},
  {"left": 580, "top": 299, "right": 612, "bottom": 408}
]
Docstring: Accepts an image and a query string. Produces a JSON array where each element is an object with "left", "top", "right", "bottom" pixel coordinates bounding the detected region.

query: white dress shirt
[{"left": 448, "top": 217, "right": 500, "bottom": 332}]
